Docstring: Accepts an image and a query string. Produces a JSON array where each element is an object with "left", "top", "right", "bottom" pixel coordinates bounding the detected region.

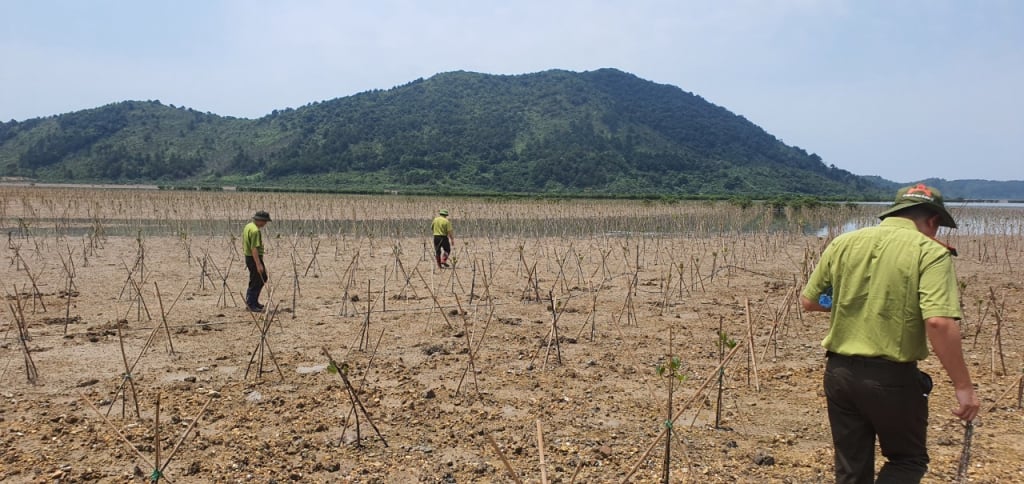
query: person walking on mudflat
[
  {"left": 800, "top": 184, "right": 979, "bottom": 484},
  {"left": 431, "top": 209, "right": 454, "bottom": 269},
  {"left": 244, "top": 211, "right": 271, "bottom": 312}
]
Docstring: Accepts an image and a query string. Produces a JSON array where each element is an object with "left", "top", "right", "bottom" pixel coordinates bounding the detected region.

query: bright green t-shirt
[
  {"left": 431, "top": 216, "right": 452, "bottom": 236},
  {"left": 243, "top": 221, "right": 263, "bottom": 257},
  {"left": 801, "top": 217, "right": 961, "bottom": 362}
]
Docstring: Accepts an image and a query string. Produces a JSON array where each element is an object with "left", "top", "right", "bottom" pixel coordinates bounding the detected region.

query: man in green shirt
[
  {"left": 243, "top": 211, "right": 271, "bottom": 312},
  {"left": 801, "top": 184, "right": 979, "bottom": 483},
  {"left": 431, "top": 209, "right": 454, "bottom": 269}
]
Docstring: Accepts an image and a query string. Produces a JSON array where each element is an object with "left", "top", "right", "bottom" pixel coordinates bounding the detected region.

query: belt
[{"left": 825, "top": 351, "right": 916, "bottom": 367}]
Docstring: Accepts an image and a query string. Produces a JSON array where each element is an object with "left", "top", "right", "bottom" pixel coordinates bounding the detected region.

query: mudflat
[{"left": 1, "top": 188, "right": 1021, "bottom": 483}]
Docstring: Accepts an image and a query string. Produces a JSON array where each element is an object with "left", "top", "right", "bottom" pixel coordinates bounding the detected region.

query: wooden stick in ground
[
  {"left": 486, "top": 433, "right": 523, "bottom": 484},
  {"left": 536, "top": 419, "right": 549, "bottom": 484},
  {"left": 9, "top": 299, "right": 38, "bottom": 384},
  {"left": 452, "top": 293, "right": 480, "bottom": 397},
  {"left": 759, "top": 287, "right": 794, "bottom": 363},
  {"left": 988, "top": 287, "right": 1007, "bottom": 375},
  {"left": 541, "top": 291, "right": 565, "bottom": 370},
  {"left": 342, "top": 328, "right": 387, "bottom": 435},
  {"left": 115, "top": 326, "right": 141, "bottom": 419},
  {"left": 78, "top": 392, "right": 164, "bottom": 482},
  {"left": 244, "top": 303, "right": 286, "bottom": 382},
  {"left": 569, "top": 460, "right": 584, "bottom": 484},
  {"left": 15, "top": 254, "right": 47, "bottom": 312},
  {"left": 414, "top": 268, "right": 455, "bottom": 330},
  {"left": 621, "top": 341, "right": 746, "bottom": 483},
  {"left": 986, "top": 376, "right": 1023, "bottom": 412},
  {"left": 662, "top": 327, "right": 673, "bottom": 484},
  {"left": 456, "top": 306, "right": 495, "bottom": 396},
  {"left": 154, "top": 392, "right": 162, "bottom": 482},
  {"left": 1019, "top": 374, "right": 1024, "bottom": 409},
  {"left": 159, "top": 392, "right": 217, "bottom": 475},
  {"left": 153, "top": 282, "right": 176, "bottom": 355},
  {"left": 745, "top": 298, "right": 760, "bottom": 392},
  {"left": 59, "top": 247, "right": 76, "bottom": 334},
  {"left": 322, "top": 347, "right": 388, "bottom": 447}
]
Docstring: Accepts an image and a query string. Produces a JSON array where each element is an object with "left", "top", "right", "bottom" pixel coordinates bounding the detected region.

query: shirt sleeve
[{"left": 918, "top": 249, "right": 961, "bottom": 320}]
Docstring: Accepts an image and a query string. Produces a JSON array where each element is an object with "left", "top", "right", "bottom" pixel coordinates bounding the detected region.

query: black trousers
[
  {"left": 245, "top": 255, "right": 267, "bottom": 307},
  {"left": 433, "top": 235, "right": 450, "bottom": 257},
  {"left": 824, "top": 352, "right": 931, "bottom": 484}
]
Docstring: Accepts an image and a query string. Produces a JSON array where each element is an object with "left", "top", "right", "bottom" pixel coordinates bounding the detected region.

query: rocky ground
[{"left": 1, "top": 217, "right": 1022, "bottom": 483}]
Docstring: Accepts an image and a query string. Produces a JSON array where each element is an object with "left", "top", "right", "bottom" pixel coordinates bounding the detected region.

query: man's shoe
[{"left": 247, "top": 305, "right": 264, "bottom": 313}]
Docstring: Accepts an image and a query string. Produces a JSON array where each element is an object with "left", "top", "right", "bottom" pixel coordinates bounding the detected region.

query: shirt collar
[{"left": 879, "top": 217, "right": 957, "bottom": 256}]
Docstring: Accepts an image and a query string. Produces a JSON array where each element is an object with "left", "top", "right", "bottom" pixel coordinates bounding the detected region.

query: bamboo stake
[
  {"left": 154, "top": 393, "right": 163, "bottom": 482},
  {"left": 745, "top": 298, "right": 760, "bottom": 392},
  {"left": 486, "top": 433, "right": 523, "bottom": 484},
  {"left": 159, "top": 393, "right": 217, "bottom": 476},
  {"left": 988, "top": 287, "right": 1007, "bottom": 375},
  {"left": 622, "top": 341, "right": 746, "bottom": 483},
  {"left": 153, "top": 283, "right": 176, "bottom": 355},
  {"left": 79, "top": 392, "right": 162, "bottom": 481},
  {"left": 414, "top": 268, "right": 455, "bottom": 330},
  {"left": 536, "top": 419, "right": 549, "bottom": 484},
  {"left": 986, "top": 375, "right": 1024, "bottom": 412},
  {"left": 115, "top": 326, "right": 141, "bottom": 419},
  {"left": 322, "top": 347, "right": 388, "bottom": 447}
]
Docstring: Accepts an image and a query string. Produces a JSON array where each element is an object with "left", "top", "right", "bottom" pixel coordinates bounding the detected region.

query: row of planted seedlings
[
  {"left": 1, "top": 186, "right": 886, "bottom": 239},
  {"left": 946, "top": 207, "right": 1024, "bottom": 417},
  {"left": 3, "top": 188, "right": 1017, "bottom": 480},
  {"left": 24, "top": 208, "right": 798, "bottom": 478}
]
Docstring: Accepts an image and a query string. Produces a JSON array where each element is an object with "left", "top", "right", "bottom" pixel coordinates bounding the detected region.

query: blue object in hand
[{"left": 818, "top": 287, "right": 833, "bottom": 309}]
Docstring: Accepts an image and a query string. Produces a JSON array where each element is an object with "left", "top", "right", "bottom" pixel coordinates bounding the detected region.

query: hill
[
  {"left": 2, "top": 68, "right": 884, "bottom": 197},
  {"left": 866, "top": 177, "right": 1024, "bottom": 201}
]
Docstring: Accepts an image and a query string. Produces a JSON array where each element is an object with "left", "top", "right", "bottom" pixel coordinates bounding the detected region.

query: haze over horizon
[{"left": 2, "top": 1, "right": 1022, "bottom": 182}]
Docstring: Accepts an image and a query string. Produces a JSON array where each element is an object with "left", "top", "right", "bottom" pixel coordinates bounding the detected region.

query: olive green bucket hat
[
  {"left": 439, "top": 209, "right": 449, "bottom": 216},
  {"left": 877, "top": 184, "right": 956, "bottom": 228}
]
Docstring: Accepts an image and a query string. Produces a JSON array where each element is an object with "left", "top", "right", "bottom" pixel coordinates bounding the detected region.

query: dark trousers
[
  {"left": 433, "top": 235, "right": 450, "bottom": 257},
  {"left": 245, "top": 255, "right": 267, "bottom": 308},
  {"left": 433, "top": 235, "right": 450, "bottom": 266},
  {"left": 824, "top": 352, "right": 931, "bottom": 484}
]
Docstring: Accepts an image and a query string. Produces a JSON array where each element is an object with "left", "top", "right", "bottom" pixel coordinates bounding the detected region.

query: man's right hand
[{"left": 952, "top": 386, "right": 980, "bottom": 422}]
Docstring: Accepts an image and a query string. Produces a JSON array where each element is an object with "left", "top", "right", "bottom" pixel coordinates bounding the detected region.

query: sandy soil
[{"left": 1, "top": 199, "right": 1022, "bottom": 483}]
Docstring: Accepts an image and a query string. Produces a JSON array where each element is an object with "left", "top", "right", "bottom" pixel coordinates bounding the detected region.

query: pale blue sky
[{"left": 1, "top": 0, "right": 1021, "bottom": 181}]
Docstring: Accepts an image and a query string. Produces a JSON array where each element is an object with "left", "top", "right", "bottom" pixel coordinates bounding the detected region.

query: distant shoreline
[
  {"left": 0, "top": 181, "right": 1021, "bottom": 204},
  {"left": 0, "top": 180, "right": 159, "bottom": 190}
]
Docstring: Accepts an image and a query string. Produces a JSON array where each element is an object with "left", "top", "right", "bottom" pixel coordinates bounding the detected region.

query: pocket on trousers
[{"left": 918, "top": 370, "right": 933, "bottom": 397}]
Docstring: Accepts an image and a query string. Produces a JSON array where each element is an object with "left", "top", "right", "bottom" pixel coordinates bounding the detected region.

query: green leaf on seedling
[
  {"left": 327, "top": 362, "right": 339, "bottom": 374},
  {"left": 718, "top": 331, "right": 737, "bottom": 349},
  {"left": 671, "top": 356, "right": 682, "bottom": 370},
  {"left": 664, "top": 420, "right": 673, "bottom": 429},
  {"left": 656, "top": 364, "right": 665, "bottom": 376}
]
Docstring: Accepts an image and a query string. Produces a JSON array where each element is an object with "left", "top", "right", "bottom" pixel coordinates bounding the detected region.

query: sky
[{"left": 1, "top": 0, "right": 1022, "bottom": 182}]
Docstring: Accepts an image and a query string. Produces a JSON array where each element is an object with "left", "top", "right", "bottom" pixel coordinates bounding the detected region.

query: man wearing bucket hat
[
  {"left": 243, "top": 210, "right": 271, "bottom": 312},
  {"left": 431, "top": 209, "right": 454, "bottom": 269},
  {"left": 800, "top": 184, "right": 979, "bottom": 483}
]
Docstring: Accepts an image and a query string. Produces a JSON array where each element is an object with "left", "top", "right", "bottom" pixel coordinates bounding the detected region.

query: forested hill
[
  {"left": 0, "top": 68, "right": 881, "bottom": 196},
  {"left": 866, "top": 177, "right": 1024, "bottom": 201}
]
